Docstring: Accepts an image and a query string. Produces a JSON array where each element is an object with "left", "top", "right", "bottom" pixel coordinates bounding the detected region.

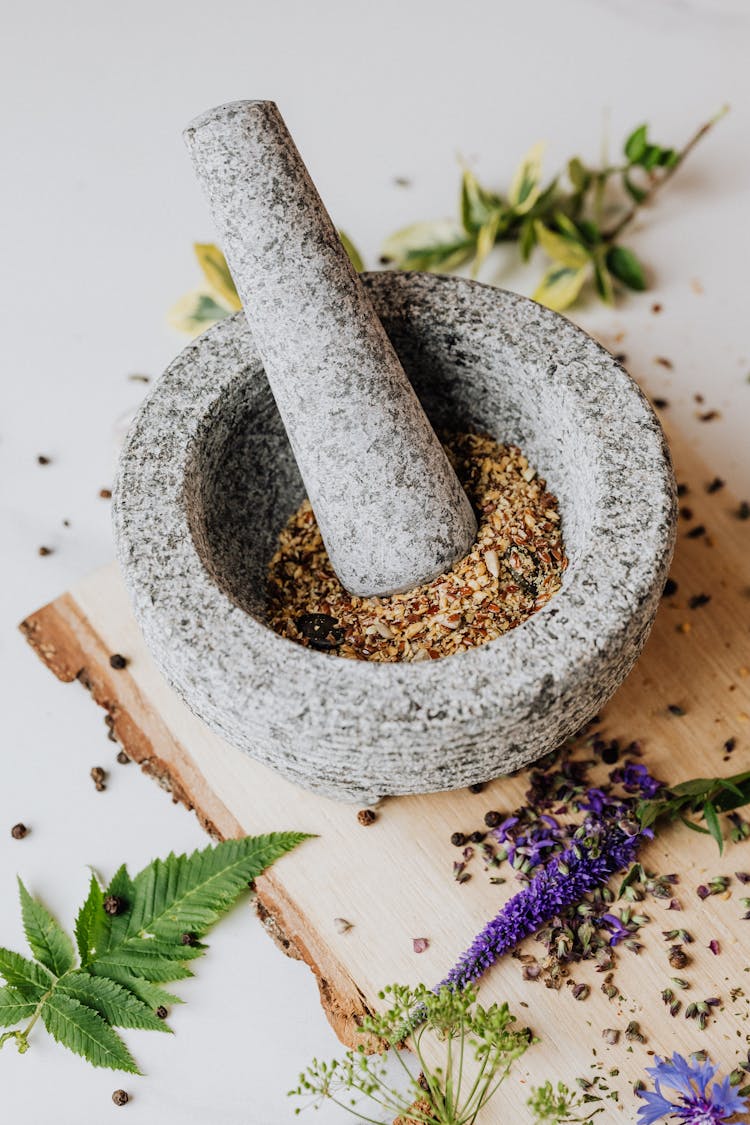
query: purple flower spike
[
  {"left": 637, "top": 1052, "right": 747, "bottom": 1123},
  {"left": 437, "top": 820, "right": 644, "bottom": 993}
]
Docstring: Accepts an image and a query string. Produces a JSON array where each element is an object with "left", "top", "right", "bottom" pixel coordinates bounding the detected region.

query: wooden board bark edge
[{"left": 19, "top": 595, "right": 376, "bottom": 1048}]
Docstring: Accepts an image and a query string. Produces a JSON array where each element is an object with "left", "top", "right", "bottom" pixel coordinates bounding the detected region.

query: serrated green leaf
[
  {"left": 380, "top": 220, "right": 474, "bottom": 273},
  {"left": 624, "top": 124, "right": 648, "bottom": 163},
  {"left": 124, "top": 833, "right": 310, "bottom": 944},
  {"left": 508, "top": 141, "right": 545, "bottom": 215},
  {"left": 41, "top": 991, "right": 139, "bottom": 1073},
  {"left": 0, "top": 948, "right": 53, "bottom": 996},
  {"left": 99, "top": 865, "right": 136, "bottom": 954},
  {"left": 605, "top": 246, "right": 647, "bottom": 292},
  {"left": 17, "top": 879, "right": 74, "bottom": 977},
  {"left": 532, "top": 264, "right": 589, "bottom": 312},
  {"left": 60, "top": 972, "right": 170, "bottom": 1033},
  {"left": 338, "top": 230, "right": 364, "bottom": 272},
  {"left": 98, "top": 972, "right": 184, "bottom": 1012},
  {"left": 193, "top": 243, "right": 241, "bottom": 310},
  {"left": 0, "top": 985, "right": 38, "bottom": 1026},
  {"left": 703, "top": 801, "right": 723, "bottom": 854},
  {"left": 91, "top": 950, "right": 194, "bottom": 983},
  {"left": 75, "top": 874, "right": 105, "bottom": 965},
  {"left": 534, "top": 222, "right": 590, "bottom": 268},
  {"left": 167, "top": 291, "right": 232, "bottom": 336}
]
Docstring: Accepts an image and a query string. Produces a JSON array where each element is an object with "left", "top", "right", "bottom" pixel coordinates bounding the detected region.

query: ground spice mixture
[{"left": 267, "top": 431, "right": 566, "bottom": 661}]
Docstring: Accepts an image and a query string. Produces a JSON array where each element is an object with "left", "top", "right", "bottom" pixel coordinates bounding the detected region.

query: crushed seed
[{"left": 267, "top": 432, "right": 565, "bottom": 661}]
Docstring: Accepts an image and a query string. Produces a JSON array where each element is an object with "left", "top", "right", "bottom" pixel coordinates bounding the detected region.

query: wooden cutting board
[{"left": 19, "top": 425, "right": 750, "bottom": 1122}]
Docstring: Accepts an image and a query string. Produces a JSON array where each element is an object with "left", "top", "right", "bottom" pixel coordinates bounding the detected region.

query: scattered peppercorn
[
  {"left": 663, "top": 578, "right": 678, "bottom": 597},
  {"left": 706, "top": 477, "right": 725, "bottom": 494},
  {"left": 37, "top": 454, "right": 51, "bottom": 465},
  {"left": 90, "top": 766, "right": 107, "bottom": 791},
  {"left": 655, "top": 356, "right": 673, "bottom": 369},
  {"left": 357, "top": 808, "right": 377, "bottom": 826},
  {"left": 651, "top": 303, "right": 662, "bottom": 314},
  {"left": 109, "top": 653, "right": 128, "bottom": 670},
  {"left": 677, "top": 483, "right": 689, "bottom": 497},
  {"left": 451, "top": 832, "right": 467, "bottom": 847},
  {"left": 698, "top": 410, "right": 719, "bottom": 422},
  {"left": 116, "top": 750, "right": 130, "bottom": 765},
  {"left": 601, "top": 743, "right": 619, "bottom": 765},
  {"left": 468, "top": 782, "right": 485, "bottom": 794},
  {"left": 737, "top": 501, "right": 750, "bottom": 521},
  {"left": 181, "top": 932, "right": 198, "bottom": 947},
  {"left": 11, "top": 823, "right": 28, "bottom": 840},
  {"left": 689, "top": 593, "right": 711, "bottom": 609},
  {"left": 469, "top": 830, "right": 486, "bottom": 844},
  {"left": 155, "top": 1006, "right": 168, "bottom": 1019},
  {"left": 112, "top": 1090, "right": 129, "bottom": 1106},
  {"left": 38, "top": 546, "right": 53, "bottom": 557},
  {"left": 103, "top": 895, "right": 126, "bottom": 916},
  {"left": 652, "top": 397, "right": 669, "bottom": 409},
  {"left": 686, "top": 524, "right": 706, "bottom": 539},
  {"left": 99, "top": 488, "right": 112, "bottom": 499},
  {"left": 680, "top": 506, "right": 693, "bottom": 521},
  {"left": 483, "top": 810, "right": 502, "bottom": 828},
  {"left": 613, "top": 353, "right": 628, "bottom": 363},
  {"left": 668, "top": 704, "right": 686, "bottom": 716}
]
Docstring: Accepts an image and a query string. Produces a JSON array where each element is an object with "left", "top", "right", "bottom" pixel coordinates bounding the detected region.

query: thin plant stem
[{"left": 602, "top": 105, "right": 729, "bottom": 241}]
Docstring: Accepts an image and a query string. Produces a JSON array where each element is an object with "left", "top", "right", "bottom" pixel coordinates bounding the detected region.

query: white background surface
[{"left": 2, "top": 2, "right": 750, "bottom": 1122}]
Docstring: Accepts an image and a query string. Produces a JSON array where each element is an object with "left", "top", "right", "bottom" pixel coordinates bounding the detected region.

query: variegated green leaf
[
  {"left": 381, "top": 220, "right": 474, "bottom": 273},
  {"left": 338, "top": 230, "right": 364, "bottom": 272},
  {"left": 193, "top": 243, "right": 241, "bottom": 310},
  {"left": 532, "top": 264, "right": 589, "bottom": 312},
  {"left": 167, "top": 290, "right": 232, "bottom": 336},
  {"left": 534, "top": 222, "right": 590, "bottom": 269},
  {"left": 508, "top": 142, "right": 545, "bottom": 214}
]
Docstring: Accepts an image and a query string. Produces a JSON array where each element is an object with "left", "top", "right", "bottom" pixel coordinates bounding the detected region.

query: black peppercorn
[
  {"left": 468, "top": 782, "right": 485, "bottom": 794},
  {"left": 109, "top": 653, "right": 128, "bottom": 670},
  {"left": 357, "top": 808, "right": 377, "bottom": 826},
  {"left": 103, "top": 895, "right": 126, "bottom": 916},
  {"left": 11, "top": 823, "right": 28, "bottom": 840},
  {"left": 601, "top": 743, "right": 619, "bottom": 765},
  {"left": 450, "top": 832, "right": 466, "bottom": 847},
  {"left": 155, "top": 1006, "right": 168, "bottom": 1020},
  {"left": 469, "top": 831, "right": 486, "bottom": 844},
  {"left": 663, "top": 578, "right": 678, "bottom": 597},
  {"left": 112, "top": 1090, "right": 129, "bottom": 1106},
  {"left": 91, "top": 766, "right": 107, "bottom": 791},
  {"left": 181, "top": 932, "right": 198, "bottom": 947},
  {"left": 483, "top": 810, "right": 502, "bottom": 828},
  {"left": 116, "top": 750, "right": 130, "bottom": 765}
]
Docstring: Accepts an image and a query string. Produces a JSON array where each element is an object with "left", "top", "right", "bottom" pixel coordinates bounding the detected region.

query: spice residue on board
[{"left": 266, "top": 431, "right": 566, "bottom": 662}]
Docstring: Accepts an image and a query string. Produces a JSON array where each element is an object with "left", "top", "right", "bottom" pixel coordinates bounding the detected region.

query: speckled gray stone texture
[
  {"left": 184, "top": 101, "right": 476, "bottom": 596},
  {"left": 113, "top": 273, "right": 676, "bottom": 804}
]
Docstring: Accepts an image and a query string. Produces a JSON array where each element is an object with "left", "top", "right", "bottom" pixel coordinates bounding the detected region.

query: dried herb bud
[
  {"left": 357, "top": 808, "right": 377, "bottom": 826},
  {"left": 668, "top": 945, "right": 690, "bottom": 970},
  {"left": 103, "top": 895, "right": 126, "bottom": 916},
  {"left": 412, "top": 937, "right": 429, "bottom": 954},
  {"left": 602, "top": 1028, "right": 620, "bottom": 1045},
  {"left": 109, "top": 653, "right": 128, "bottom": 670},
  {"left": 112, "top": 1090, "right": 129, "bottom": 1106},
  {"left": 625, "top": 1020, "right": 645, "bottom": 1043},
  {"left": 10, "top": 823, "right": 28, "bottom": 840}
]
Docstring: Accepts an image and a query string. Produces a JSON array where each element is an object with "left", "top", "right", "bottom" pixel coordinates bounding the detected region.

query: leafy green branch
[
  {"left": 381, "top": 107, "right": 728, "bottom": 311},
  {"left": 0, "top": 833, "right": 309, "bottom": 1071},
  {"left": 637, "top": 767, "right": 750, "bottom": 854}
]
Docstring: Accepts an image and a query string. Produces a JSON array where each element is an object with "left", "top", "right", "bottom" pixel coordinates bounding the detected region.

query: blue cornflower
[{"left": 637, "top": 1052, "right": 748, "bottom": 1123}]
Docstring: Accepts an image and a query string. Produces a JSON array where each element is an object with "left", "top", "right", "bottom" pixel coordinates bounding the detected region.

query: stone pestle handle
[{"left": 184, "top": 100, "right": 477, "bottom": 597}]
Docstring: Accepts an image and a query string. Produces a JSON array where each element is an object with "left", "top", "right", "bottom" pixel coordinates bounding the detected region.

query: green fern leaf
[
  {"left": 59, "top": 972, "right": 170, "bottom": 1033},
  {"left": 0, "top": 985, "right": 38, "bottom": 1026},
  {"left": 41, "top": 991, "right": 139, "bottom": 1073},
  {"left": 0, "top": 948, "right": 53, "bottom": 997},
  {"left": 95, "top": 971, "right": 184, "bottom": 1012},
  {"left": 124, "top": 833, "right": 310, "bottom": 942},
  {"left": 18, "top": 879, "right": 75, "bottom": 977},
  {"left": 91, "top": 950, "right": 194, "bottom": 983},
  {"left": 74, "top": 874, "right": 106, "bottom": 964}
]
